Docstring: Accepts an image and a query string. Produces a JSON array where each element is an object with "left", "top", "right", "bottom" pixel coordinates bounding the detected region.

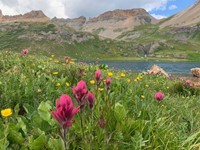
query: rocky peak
[
  {"left": 88, "top": 8, "right": 156, "bottom": 23},
  {"left": 23, "top": 10, "right": 48, "bottom": 18}
]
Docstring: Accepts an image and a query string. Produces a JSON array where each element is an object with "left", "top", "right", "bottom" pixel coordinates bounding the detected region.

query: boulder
[
  {"left": 144, "top": 65, "right": 169, "bottom": 77},
  {"left": 191, "top": 68, "right": 200, "bottom": 78}
]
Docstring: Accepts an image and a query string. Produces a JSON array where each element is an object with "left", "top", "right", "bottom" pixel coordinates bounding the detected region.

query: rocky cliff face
[{"left": 0, "top": 10, "right": 49, "bottom": 23}]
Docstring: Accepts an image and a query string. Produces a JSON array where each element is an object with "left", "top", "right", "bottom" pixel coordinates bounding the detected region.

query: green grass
[{"left": 0, "top": 51, "right": 200, "bottom": 149}]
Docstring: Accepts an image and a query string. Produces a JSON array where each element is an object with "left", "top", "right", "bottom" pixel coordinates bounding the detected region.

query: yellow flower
[
  {"left": 1, "top": 108, "right": 12, "bottom": 117},
  {"left": 107, "top": 72, "right": 113, "bottom": 77},
  {"left": 54, "top": 60, "right": 59, "bottom": 63},
  {"left": 145, "top": 84, "right": 149, "bottom": 88},
  {"left": 49, "top": 58, "right": 53, "bottom": 61},
  {"left": 121, "top": 73, "right": 125, "bottom": 78},
  {"left": 98, "top": 88, "right": 104, "bottom": 92},
  {"left": 66, "top": 82, "right": 70, "bottom": 87},
  {"left": 134, "top": 79, "right": 137, "bottom": 82},
  {"left": 53, "top": 72, "right": 58, "bottom": 75},
  {"left": 136, "top": 77, "right": 140, "bottom": 81},
  {"left": 127, "top": 79, "right": 131, "bottom": 83},
  {"left": 167, "top": 86, "right": 169, "bottom": 89},
  {"left": 70, "top": 61, "right": 75, "bottom": 65},
  {"left": 90, "top": 80, "right": 95, "bottom": 85},
  {"left": 141, "top": 95, "right": 145, "bottom": 99},
  {"left": 51, "top": 55, "right": 55, "bottom": 57},
  {"left": 56, "top": 83, "right": 61, "bottom": 87}
]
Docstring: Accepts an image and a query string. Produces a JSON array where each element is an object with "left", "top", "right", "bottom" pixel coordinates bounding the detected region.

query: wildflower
[
  {"left": 66, "top": 82, "right": 70, "bottom": 87},
  {"left": 141, "top": 95, "right": 145, "bottom": 99},
  {"left": 51, "top": 94, "right": 80, "bottom": 131},
  {"left": 145, "top": 84, "right": 149, "bottom": 88},
  {"left": 155, "top": 92, "right": 164, "bottom": 101},
  {"left": 87, "top": 91, "right": 95, "bottom": 109},
  {"left": 105, "top": 78, "right": 111, "bottom": 91},
  {"left": 70, "top": 61, "right": 75, "bottom": 65},
  {"left": 56, "top": 83, "right": 61, "bottom": 87},
  {"left": 53, "top": 72, "right": 58, "bottom": 75},
  {"left": 166, "top": 86, "right": 169, "bottom": 89},
  {"left": 23, "top": 49, "right": 29, "bottom": 55},
  {"left": 49, "top": 58, "right": 53, "bottom": 61},
  {"left": 98, "top": 88, "right": 104, "bottom": 92},
  {"left": 95, "top": 70, "right": 101, "bottom": 82},
  {"left": 54, "top": 60, "right": 59, "bottom": 63},
  {"left": 1, "top": 108, "right": 12, "bottom": 117},
  {"left": 127, "top": 79, "right": 131, "bottom": 83},
  {"left": 90, "top": 80, "right": 95, "bottom": 85},
  {"left": 121, "top": 73, "right": 125, "bottom": 78},
  {"left": 72, "top": 80, "right": 88, "bottom": 106},
  {"left": 107, "top": 72, "right": 113, "bottom": 77},
  {"left": 51, "top": 55, "right": 55, "bottom": 57}
]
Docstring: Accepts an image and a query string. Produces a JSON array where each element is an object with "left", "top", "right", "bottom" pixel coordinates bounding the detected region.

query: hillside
[{"left": 160, "top": 0, "right": 200, "bottom": 28}]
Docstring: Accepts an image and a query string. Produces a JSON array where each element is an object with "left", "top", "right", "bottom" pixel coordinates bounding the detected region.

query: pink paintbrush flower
[{"left": 51, "top": 94, "right": 80, "bottom": 131}]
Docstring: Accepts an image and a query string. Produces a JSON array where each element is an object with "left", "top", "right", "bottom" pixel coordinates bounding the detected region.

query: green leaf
[
  {"left": 16, "top": 117, "right": 27, "bottom": 134},
  {"left": 8, "top": 124, "right": 24, "bottom": 145},
  {"left": 38, "top": 101, "right": 52, "bottom": 122},
  {"left": 48, "top": 138, "right": 65, "bottom": 150},
  {"left": 29, "top": 134, "right": 47, "bottom": 150},
  {"left": 114, "top": 103, "right": 127, "bottom": 122}
]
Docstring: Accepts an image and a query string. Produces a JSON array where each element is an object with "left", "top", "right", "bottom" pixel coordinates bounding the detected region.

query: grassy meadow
[{"left": 0, "top": 50, "right": 200, "bottom": 149}]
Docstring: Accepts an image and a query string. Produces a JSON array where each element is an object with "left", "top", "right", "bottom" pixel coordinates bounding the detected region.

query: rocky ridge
[{"left": 0, "top": 10, "right": 49, "bottom": 22}]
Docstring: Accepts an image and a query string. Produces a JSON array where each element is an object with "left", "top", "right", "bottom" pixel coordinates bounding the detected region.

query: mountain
[
  {"left": 53, "top": 8, "right": 158, "bottom": 39},
  {"left": 160, "top": 0, "right": 200, "bottom": 28},
  {"left": 0, "top": 10, "right": 49, "bottom": 22},
  {"left": 83, "top": 8, "right": 158, "bottom": 39}
]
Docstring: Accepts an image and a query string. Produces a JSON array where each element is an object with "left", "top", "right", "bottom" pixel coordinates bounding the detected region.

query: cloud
[
  {"left": 151, "top": 14, "right": 167, "bottom": 19},
  {"left": 0, "top": 0, "right": 171, "bottom": 18},
  {"left": 168, "top": 5, "right": 177, "bottom": 10}
]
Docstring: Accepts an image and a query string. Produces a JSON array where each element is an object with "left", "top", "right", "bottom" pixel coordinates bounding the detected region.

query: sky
[{"left": 0, "top": 0, "right": 197, "bottom": 19}]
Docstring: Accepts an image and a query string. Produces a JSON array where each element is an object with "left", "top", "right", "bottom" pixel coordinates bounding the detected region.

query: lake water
[{"left": 88, "top": 61, "right": 200, "bottom": 75}]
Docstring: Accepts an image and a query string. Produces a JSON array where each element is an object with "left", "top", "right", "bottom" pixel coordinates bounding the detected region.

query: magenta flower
[
  {"left": 51, "top": 94, "right": 80, "bottom": 131},
  {"left": 87, "top": 91, "right": 95, "bottom": 109},
  {"left": 95, "top": 70, "right": 101, "bottom": 82},
  {"left": 106, "top": 78, "right": 111, "bottom": 86},
  {"left": 154, "top": 92, "right": 164, "bottom": 101},
  {"left": 23, "top": 49, "right": 29, "bottom": 55},
  {"left": 72, "top": 80, "right": 88, "bottom": 106}
]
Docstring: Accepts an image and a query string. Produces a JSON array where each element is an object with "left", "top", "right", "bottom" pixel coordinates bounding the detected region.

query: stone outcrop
[
  {"left": 0, "top": 10, "right": 49, "bottom": 23},
  {"left": 191, "top": 68, "right": 200, "bottom": 78},
  {"left": 144, "top": 65, "right": 169, "bottom": 77}
]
